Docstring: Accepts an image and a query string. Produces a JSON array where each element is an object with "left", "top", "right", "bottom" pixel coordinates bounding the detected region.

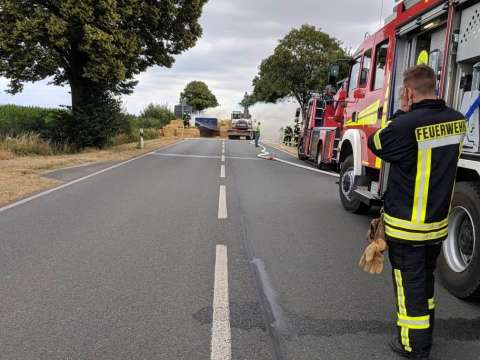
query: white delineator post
[{"left": 139, "top": 128, "right": 144, "bottom": 149}]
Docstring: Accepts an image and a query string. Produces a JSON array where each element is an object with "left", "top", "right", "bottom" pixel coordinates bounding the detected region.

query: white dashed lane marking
[
  {"left": 211, "top": 245, "right": 231, "bottom": 360},
  {"left": 218, "top": 185, "right": 228, "bottom": 219}
]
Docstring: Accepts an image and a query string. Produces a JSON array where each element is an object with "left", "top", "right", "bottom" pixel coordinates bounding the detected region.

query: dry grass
[
  {"left": 0, "top": 137, "right": 181, "bottom": 207},
  {"left": 262, "top": 140, "right": 298, "bottom": 157},
  {"left": 0, "top": 133, "right": 70, "bottom": 156}
]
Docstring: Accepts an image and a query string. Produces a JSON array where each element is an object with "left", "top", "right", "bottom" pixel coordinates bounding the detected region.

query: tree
[
  {"left": 181, "top": 81, "right": 219, "bottom": 113},
  {"left": 0, "top": 0, "right": 208, "bottom": 147},
  {"left": 139, "top": 103, "right": 175, "bottom": 127},
  {"left": 252, "top": 24, "right": 348, "bottom": 118}
]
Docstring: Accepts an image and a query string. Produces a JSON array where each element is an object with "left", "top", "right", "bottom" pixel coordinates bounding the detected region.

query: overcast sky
[{"left": 0, "top": 0, "right": 396, "bottom": 139}]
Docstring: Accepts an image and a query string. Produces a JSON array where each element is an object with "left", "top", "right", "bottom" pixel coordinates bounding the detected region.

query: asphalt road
[{"left": 0, "top": 138, "right": 479, "bottom": 360}]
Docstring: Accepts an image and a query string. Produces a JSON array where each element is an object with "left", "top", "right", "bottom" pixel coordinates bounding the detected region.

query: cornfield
[{"left": 0, "top": 104, "right": 63, "bottom": 136}]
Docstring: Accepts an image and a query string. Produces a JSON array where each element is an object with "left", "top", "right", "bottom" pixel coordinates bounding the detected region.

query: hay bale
[
  {"left": 175, "top": 128, "right": 185, "bottom": 137},
  {"left": 163, "top": 126, "right": 176, "bottom": 137},
  {"left": 219, "top": 129, "right": 229, "bottom": 138},
  {"left": 183, "top": 128, "right": 200, "bottom": 138},
  {"left": 219, "top": 119, "right": 232, "bottom": 129},
  {"left": 170, "top": 119, "right": 184, "bottom": 128}
]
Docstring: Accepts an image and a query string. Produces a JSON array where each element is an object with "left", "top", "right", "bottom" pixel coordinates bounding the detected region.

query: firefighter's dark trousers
[{"left": 388, "top": 241, "right": 442, "bottom": 356}]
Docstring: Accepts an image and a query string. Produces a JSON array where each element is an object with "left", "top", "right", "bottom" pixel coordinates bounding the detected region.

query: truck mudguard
[{"left": 339, "top": 129, "right": 365, "bottom": 176}]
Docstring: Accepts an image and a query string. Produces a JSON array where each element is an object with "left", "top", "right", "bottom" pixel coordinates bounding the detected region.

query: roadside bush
[
  {"left": 110, "top": 127, "right": 161, "bottom": 146},
  {"left": 139, "top": 104, "right": 175, "bottom": 128},
  {"left": 129, "top": 116, "right": 167, "bottom": 129},
  {"left": 65, "top": 92, "right": 130, "bottom": 150}
]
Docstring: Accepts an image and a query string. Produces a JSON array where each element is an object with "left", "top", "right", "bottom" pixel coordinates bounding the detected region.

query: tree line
[{"left": 0, "top": 1, "right": 347, "bottom": 149}]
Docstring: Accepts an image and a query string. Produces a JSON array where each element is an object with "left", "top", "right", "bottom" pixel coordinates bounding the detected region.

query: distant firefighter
[
  {"left": 183, "top": 113, "right": 191, "bottom": 128},
  {"left": 294, "top": 122, "right": 300, "bottom": 147},
  {"left": 283, "top": 126, "right": 293, "bottom": 146}
]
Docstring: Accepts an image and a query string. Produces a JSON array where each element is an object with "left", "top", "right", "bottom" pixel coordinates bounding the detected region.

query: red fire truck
[
  {"left": 331, "top": 0, "right": 480, "bottom": 299},
  {"left": 297, "top": 85, "right": 346, "bottom": 169}
]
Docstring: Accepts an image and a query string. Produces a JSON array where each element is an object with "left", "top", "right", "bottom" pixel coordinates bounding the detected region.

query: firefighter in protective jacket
[{"left": 368, "top": 65, "right": 466, "bottom": 359}]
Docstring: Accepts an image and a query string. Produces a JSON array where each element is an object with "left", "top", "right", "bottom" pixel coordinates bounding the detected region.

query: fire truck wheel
[
  {"left": 339, "top": 155, "right": 370, "bottom": 214},
  {"left": 438, "top": 181, "right": 480, "bottom": 299},
  {"left": 315, "top": 149, "right": 324, "bottom": 170},
  {"left": 298, "top": 140, "right": 308, "bottom": 160}
]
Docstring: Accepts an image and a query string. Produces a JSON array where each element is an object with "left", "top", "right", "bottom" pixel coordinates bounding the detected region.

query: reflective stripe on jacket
[{"left": 368, "top": 100, "right": 466, "bottom": 244}]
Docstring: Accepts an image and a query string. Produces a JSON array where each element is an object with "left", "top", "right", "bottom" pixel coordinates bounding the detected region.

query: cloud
[{"left": 0, "top": 0, "right": 396, "bottom": 138}]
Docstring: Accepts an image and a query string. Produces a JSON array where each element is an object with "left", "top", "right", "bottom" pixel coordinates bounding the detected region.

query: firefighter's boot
[{"left": 390, "top": 337, "right": 430, "bottom": 359}]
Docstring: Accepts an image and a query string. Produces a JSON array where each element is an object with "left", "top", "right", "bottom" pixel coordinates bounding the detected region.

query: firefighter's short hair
[{"left": 403, "top": 65, "right": 436, "bottom": 95}]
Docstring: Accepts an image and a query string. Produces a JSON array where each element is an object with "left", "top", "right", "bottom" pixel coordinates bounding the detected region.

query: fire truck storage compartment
[
  {"left": 392, "top": 7, "right": 448, "bottom": 112},
  {"left": 452, "top": 1, "right": 480, "bottom": 153}
]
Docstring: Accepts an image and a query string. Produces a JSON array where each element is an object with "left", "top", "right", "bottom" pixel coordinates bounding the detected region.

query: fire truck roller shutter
[
  {"left": 436, "top": 2, "right": 480, "bottom": 300},
  {"left": 392, "top": 7, "right": 447, "bottom": 112},
  {"left": 456, "top": 2, "right": 480, "bottom": 153}
]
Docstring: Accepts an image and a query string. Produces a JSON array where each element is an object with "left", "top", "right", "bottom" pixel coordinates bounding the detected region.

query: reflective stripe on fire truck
[{"left": 345, "top": 100, "right": 381, "bottom": 127}]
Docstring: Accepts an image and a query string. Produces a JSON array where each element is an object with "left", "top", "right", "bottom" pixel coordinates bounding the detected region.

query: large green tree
[
  {"left": 252, "top": 24, "right": 348, "bottom": 117},
  {"left": 0, "top": 0, "right": 208, "bottom": 112},
  {"left": 181, "top": 81, "right": 219, "bottom": 113}
]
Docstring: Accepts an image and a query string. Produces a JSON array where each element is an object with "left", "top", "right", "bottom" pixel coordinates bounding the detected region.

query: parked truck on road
[
  {"left": 228, "top": 111, "right": 254, "bottom": 140},
  {"left": 327, "top": 0, "right": 480, "bottom": 299}
]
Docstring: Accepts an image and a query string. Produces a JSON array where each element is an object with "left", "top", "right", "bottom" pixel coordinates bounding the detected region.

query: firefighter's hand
[
  {"left": 359, "top": 240, "right": 388, "bottom": 275},
  {"left": 400, "top": 86, "right": 413, "bottom": 113}
]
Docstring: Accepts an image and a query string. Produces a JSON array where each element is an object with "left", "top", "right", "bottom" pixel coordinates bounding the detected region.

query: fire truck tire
[
  {"left": 438, "top": 181, "right": 480, "bottom": 299},
  {"left": 315, "top": 147, "right": 325, "bottom": 170},
  {"left": 298, "top": 140, "right": 308, "bottom": 160},
  {"left": 339, "top": 155, "right": 370, "bottom": 214}
]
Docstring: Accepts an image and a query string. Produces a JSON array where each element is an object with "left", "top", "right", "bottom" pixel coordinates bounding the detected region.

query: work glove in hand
[{"left": 359, "top": 217, "right": 388, "bottom": 275}]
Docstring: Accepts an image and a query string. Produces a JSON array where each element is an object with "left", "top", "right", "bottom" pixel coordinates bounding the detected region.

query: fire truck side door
[{"left": 344, "top": 57, "right": 362, "bottom": 125}]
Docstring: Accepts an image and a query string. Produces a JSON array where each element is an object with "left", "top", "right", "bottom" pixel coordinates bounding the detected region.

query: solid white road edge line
[
  {"left": 274, "top": 158, "right": 340, "bottom": 178},
  {"left": 39, "top": 161, "right": 98, "bottom": 175},
  {"left": 218, "top": 185, "right": 228, "bottom": 219},
  {"left": 0, "top": 140, "right": 184, "bottom": 214},
  {"left": 211, "top": 245, "right": 231, "bottom": 360},
  {"left": 220, "top": 164, "right": 226, "bottom": 178}
]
